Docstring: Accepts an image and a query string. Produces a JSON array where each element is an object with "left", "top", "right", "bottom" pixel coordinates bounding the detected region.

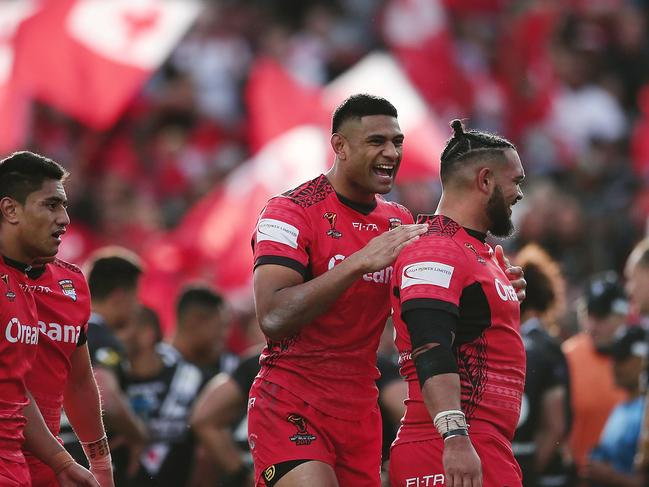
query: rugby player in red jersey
[
  {"left": 389, "top": 120, "right": 526, "bottom": 487},
  {"left": 249, "top": 95, "right": 525, "bottom": 487},
  {"left": 0, "top": 151, "right": 98, "bottom": 487},
  {"left": 23, "top": 256, "right": 113, "bottom": 483}
]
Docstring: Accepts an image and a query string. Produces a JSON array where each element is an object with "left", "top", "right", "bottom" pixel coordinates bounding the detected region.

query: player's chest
[
  {"left": 470, "top": 257, "right": 520, "bottom": 326},
  {"left": 35, "top": 289, "right": 88, "bottom": 348},
  {"left": 0, "top": 271, "right": 39, "bottom": 350},
  {"left": 308, "top": 208, "right": 403, "bottom": 281}
]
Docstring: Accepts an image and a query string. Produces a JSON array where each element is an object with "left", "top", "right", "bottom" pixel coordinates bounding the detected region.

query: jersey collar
[
  {"left": 2, "top": 255, "right": 46, "bottom": 279},
  {"left": 463, "top": 227, "right": 487, "bottom": 243},
  {"left": 335, "top": 192, "right": 377, "bottom": 215}
]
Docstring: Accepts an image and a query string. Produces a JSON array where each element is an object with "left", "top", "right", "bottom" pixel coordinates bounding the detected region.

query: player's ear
[
  {"left": 0, "top": 197, "right": 20, "bottom": 225},
  {"left": 477, "top": 167, "right": 493, "bottom": 195},
  {"left": 331, "top": 133, "right": 347, "bottom": 160}
]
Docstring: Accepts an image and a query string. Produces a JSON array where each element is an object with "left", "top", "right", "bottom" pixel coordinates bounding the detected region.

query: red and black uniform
[
  {"left": 389, "top": 215, "right": 525, "bottom": 487},
  {"left": 0, "top": 257, "right": 39, "bottom": 487},
  {"left": 249, "top": 174, "right": 412, "bottom": 486},
  {"left": 23, "top": 259, "right": 90, "bottom": 486}
]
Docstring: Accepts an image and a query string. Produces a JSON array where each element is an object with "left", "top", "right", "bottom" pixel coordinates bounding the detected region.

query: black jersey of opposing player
[
  {"left": 125, "top": 344, "right": 206, "bottom": 487},
  {"left": 514, "top": 318, "right": 572, "bottom": 486}
]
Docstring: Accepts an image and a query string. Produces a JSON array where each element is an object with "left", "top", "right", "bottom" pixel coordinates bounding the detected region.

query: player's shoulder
[
  {"left": 376, "top": 197, "right": 414, "bottom": 221},
  {"left": 417, "top": 214, "right": 463, "bottom": 238},
  {"left": 49, "top": 259, "right": 83, "bottom": 278},
  {"left": 278, "top": 174, "right": 334, "bottom": 209},
  {"left": 397, "top": 215, "right": 466, "bottom": 262}
]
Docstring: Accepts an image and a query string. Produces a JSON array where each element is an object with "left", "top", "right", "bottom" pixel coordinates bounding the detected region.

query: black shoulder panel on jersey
[
  {"left": 254, "top": 255, "right": 309, "bottom": 281},
  {"left": 282, "top": 174, "right": 334, "bottom": 208}
]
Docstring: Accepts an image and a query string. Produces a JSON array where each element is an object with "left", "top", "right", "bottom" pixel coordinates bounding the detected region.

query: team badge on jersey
[
  {"left": 388, "top": 217, "right": 402, "bottom": 230},
  {"left": 2, "top": 274, "right": 15, "bottom": 301},
  {"left": 58, "top": 279, "right": 77, "bottom": 301},
  {"left": 287, "top": 414, "right": 317, "bottom": 445},
  {"left": 323, "top": 212, "right": 342, "bottom": 239}
]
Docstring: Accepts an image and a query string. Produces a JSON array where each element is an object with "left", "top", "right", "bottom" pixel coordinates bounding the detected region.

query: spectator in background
[
  {"left": 625, "top": 238, "right": 649, "bottom": 328},
  {"left": 376, "top": 319, "right": 406, "bottom": 486},
  {"left": 190, "top": 349, "right": 261, "bottom": 487},
  {"left": 121, "top": 306, "right": 205, "bottom": 487},
  {"left": 513, "top": 244, "right": 573, "bottom": 487},
  {"left": 585, "top": 326, "right": 647, "bottom": 487},
  {"left": 169, "top": 285, "right": 235, "bottom": 377},
  {"left": 81, "top": 248, "right": 149, "bottom": 485},
  {"left": 562, "top": 272, "right": 629, "bottom": 475},
  {"left": 624, "top": 238, "right": 649, "bottom": 473}
]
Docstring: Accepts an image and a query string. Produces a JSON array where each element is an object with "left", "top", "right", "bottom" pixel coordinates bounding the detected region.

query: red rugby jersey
[
  {"left": 0, "top": 258, "right": 39, "bottom": 461},
  {"left": 24, "top": 259, "right": 90, "bottom": 437},
  {"left": 391, "top": 215, "right": 525, "bottom": 441},
  {"left": 252, "top": 174, "right": 413, "bottom": 420}
]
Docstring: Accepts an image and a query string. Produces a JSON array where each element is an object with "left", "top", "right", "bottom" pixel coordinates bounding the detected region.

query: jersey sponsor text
[
  {"left": 401, "top": 262, "right": 454, "bottom": 289},
  {"left": 257, "top": 218, "right": 299, "bottom": 249},
  {"left": 5, "top": 317, "right": 38, "bottom": 345}
]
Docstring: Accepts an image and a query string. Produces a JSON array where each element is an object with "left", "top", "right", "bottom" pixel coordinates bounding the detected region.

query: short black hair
[
  {"left": 85, "top": 247, "right": 142, "bottom": 301},
  {"left": 331, "top": 94, "right": 398, "bottom": 133},
  {"left": 137, "top": 306, "right": 163, "bottom": 344},
  {"left": 440, "top": 120, "right": 516, "bottom": 183},
  {"left": 584, "top": 271, "right": 628, "bottom": 318},
  {"left": 0, "top": 151, "right": 68, "bottom": 204},
  {"left": 176, "top": 285, "right": 224, "bottom": 322}
]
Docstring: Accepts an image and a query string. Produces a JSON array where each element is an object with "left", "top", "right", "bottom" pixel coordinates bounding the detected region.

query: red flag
[
  {"left": 16, "top": 0, "right": 201, "bottom": 129},
  {"left": 0, "top": 1, "right": 39, "bottom": 154},
  {"left": 139, "top": 126, "right": 328, "bottom": 331},
  {"left": 383, "top": 0, "right": 474, "bottom": 117},
  {"left": 246, "top": 57, "right": 327, "bottom": 152}
]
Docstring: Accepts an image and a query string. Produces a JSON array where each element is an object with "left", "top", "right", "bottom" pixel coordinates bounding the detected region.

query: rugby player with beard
[
  {"left": 389, "top": 120, "right": 526, "bottom": 487},
  {"left": 249, "top": 97, "right": 526, "bottom": 487}
]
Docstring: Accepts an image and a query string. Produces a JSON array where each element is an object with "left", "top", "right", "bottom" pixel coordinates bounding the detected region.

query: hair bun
[{"left": 450, "top": 119, "right": 464, "bottom": 137}]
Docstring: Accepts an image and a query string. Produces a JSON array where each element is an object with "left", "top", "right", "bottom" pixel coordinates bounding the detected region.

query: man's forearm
[
  {"left": 421, "top": 373, "right": 463, "bottom": 421},
  {"left": 23, "top": 393, "right": 73, "bottom": 468},
  {"left": 63, "top": 365, "right": 105, "bottom": 442},
  {"left": 198, "top": 426, "right": 246, "bottom": 474},
  {"left": 94, "top": 368, "right": 147, "bottom": 443},
  {"left": 255, "top": 256, "right": 366, "bottom": 339}
]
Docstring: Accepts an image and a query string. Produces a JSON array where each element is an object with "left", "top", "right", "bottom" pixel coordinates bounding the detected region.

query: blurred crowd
[{"left": 20, "top": 0, "right": 649, "bottom": 485}]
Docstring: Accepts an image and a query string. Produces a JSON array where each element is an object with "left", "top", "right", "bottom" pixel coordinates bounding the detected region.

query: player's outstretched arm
[
  {"left": 64, "top": 344, "right": 114, "bottom": 487},
  {"left": 22, "top": 392, "right": 100, "bottom": 487},
  {"left": 255, "top": 223, "right": 427, "bottom": 340},
  {"left": 190, "top": 373, "right": 254, "bottom": 486}
]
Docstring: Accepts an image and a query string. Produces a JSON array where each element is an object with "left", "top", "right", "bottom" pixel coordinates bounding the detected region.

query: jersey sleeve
[
  {"left": 252, "top": 197, "right": 313, "bottom": 280},
  {"left": 396, "top": 237, "right": 469, "bottom": 316}
]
